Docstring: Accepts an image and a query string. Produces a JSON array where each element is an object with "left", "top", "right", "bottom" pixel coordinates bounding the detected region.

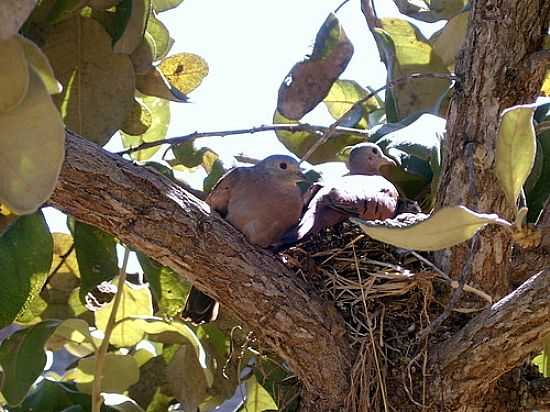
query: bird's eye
[
  {"left": 371, "top": 148, "right": 378, "bottom": 154},
  {"left": 279, "top": 162, "right": 288, "bottom": 170}
]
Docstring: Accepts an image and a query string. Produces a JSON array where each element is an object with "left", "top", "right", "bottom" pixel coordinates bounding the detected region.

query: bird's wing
[{"left": 205, "top": 167, "right": 243, "bottom": 217}]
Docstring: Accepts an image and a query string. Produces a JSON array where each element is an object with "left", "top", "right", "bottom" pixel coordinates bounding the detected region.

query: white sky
[{"left": 45, "top": 0, "right": 444, "bottom": 268}]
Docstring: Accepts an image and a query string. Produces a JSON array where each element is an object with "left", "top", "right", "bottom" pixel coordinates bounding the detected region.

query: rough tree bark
[
  {"left": 436, "top": 0, "right": 550, "bottom": 299},
  {"left": 50, "top": 131, "right": 352, "bottom": 411}
]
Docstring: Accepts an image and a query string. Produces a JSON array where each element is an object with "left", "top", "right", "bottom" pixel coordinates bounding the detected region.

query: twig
[
  {"left": 49, "top": 243, "right": 75, "bottom": 278},
  {"left": 117, "top": 124, "right": 370, "bottom": 157},
  {"left": 298, "top": 72, "right": 458, "bottom": 164},
  {"left": 419, "top": 235, "right": 480, "bottom": 338},
  {"left": 91, "top": 247, "right": 130, "bottom": 412},
  {"left": 334, "top": 0, "right": 351, "bottom": 13}
]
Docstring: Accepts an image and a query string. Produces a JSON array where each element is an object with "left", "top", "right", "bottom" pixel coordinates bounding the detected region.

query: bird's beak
[
  {"left": 378, "top": 155, "right": 397, "bottom": 171},
  {"left": 295, "top": 169, "right": 308, "bottom": 182}
]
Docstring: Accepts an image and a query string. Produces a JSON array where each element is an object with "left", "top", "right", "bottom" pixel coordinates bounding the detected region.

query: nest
[{"left": 281, "top": 221, "right": 477, "bottom": 412}]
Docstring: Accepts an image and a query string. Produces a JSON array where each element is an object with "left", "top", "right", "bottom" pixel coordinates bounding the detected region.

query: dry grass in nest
[{"left": 281, "top": 222, "right": 480, "bottom": 412}]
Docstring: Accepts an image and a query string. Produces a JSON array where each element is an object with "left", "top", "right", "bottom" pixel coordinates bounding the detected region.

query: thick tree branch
[
  {"left": 430, "top": 269, "right": 550, "bottom": 409},
  {"left": 50, "top": 131, "right": 352, "bottom": 411}
]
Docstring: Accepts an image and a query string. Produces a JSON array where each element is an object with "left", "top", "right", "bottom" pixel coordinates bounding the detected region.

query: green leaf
[
  {"left": 166, "top": 343, "right": 210, "bottom": 412},
  {"left": 240, "top": 375, "right": 278, "bottom": 412},
  {"left": 152, "top": 0, "right": 184, "bottom": 12},
  {"left": 74, "top": 222, "right": 118, "bottom": 302},
  {"left": 0, "top": 68, "right": 64, "bottom": 214},
  {"left": 43, "top": 16, "right": 135, "bottom": 145},
  {"left": 203, "top": 158, "right": 227, "bottom": 193},
  {"left": 94, "top": 280, "right": 154, "bottom": 347},
  {"left": 47, "top": 318, "right": 97, "bottom": 357},
  {"left": 352, "top": 206, "right": 510, "bottom": 251},
  {"left": 526, "top": 132, "right": 550, "bottom": 221},
  {"left": 323, "top": 80, "right": 382, "bottom": 129},
  {"left": 495, "top": 104, "right": 537, "bottom": 207},
  {"left": 430, "top": 12, "right": 469, "bottom": 69},
  {"left": 373, "top": 18, "right": 451, "bottom": 120},
  {"left": 159, "top": 52, "right": 209, "bottom": 95},
  {"left": 0, "top": 320, "right": 60, "bottom": 406},
  {"left": 113, "top": 0, "right": 151, "bottom": 54},
  {"left": 393, "top": 0, "right": 468, "bottom": 22},
  {"left": 277, "top": 13, "right": 354, "bottom": 120},
  {"left": 121, "top": 97, "right": 153, "bottom": 136},
  {"left": 0, "top": 36, "right": 29, "bottom": 112},
  {"left": 17, "top": 35, "right": 62, "bottom": 95},
  {"left": 8, "top": 381, "right": 90, "bottom": 412},
  {"left": 0, "top": 211, "right": 53, "bottom": 328},
  {"left": 46, "top": 0, "right": 88, "bottom": 24},
  {"left": 137, "top": 253, "right": 188, "bottom": 317},
  {"left": 0, "top": 0, "right": 37, "bottom": 40},
  {"left": 146, "top": 14, "right": 173, "bottom": 61},
  {"left": 121, "top": 95, "right": 170, "bottom": 161},
  {"left": 273, "top": 110, "right": 364, "bottom": 165},
  {"left": 64, "top": 353, "right": 140, "bottom": 394}
]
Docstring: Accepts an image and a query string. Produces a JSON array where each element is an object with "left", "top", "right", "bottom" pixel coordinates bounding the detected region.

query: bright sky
[{"left": 45, "top": 0, "right": 443, "bottom": 268}]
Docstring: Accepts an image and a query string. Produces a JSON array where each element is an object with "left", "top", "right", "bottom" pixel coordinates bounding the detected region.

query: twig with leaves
[{"left": 91, "top": 247, "right": 130, "bottom": 412}]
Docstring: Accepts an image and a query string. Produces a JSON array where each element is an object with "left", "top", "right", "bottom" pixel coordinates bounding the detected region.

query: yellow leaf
[
  {"left": 430, "top": 12, "right": 469, "bottom": 69},
  {"left": 0, "top": 68, "right": 64, "bottom": 214},
  {"left": 94, "top": 280, "right": 153, "bottom": 347},
  {"left": 64, "top": 353, "right": 139, "bottom": 394},
  {"left": 136, "top": 66, "right": 188, "bottom": 102},
  {"left": 0, "top": 36, "right": 29, "bottom": 112},
  {"left": 352, "top": 206, "right": 510, "bottom": 251},
  {"left": 495, "top": 104, "right": 537, "bottom": 206},
  {"left": 159, "top": 52, "right": 209, "bottom": 95}
]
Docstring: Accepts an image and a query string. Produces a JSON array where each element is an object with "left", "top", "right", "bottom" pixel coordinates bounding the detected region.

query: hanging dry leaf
[
  {"left": 495, "top": 104, "right": 537, "bottom": 207},
  {"left": 277, "top": 13, "right": 354, "bottom": 120},
  {"left": 136, "top": 66, "right": 189, "bottom": 102},
  {"left": 352, "top": 206, "right": 510, "bottom": 251}
]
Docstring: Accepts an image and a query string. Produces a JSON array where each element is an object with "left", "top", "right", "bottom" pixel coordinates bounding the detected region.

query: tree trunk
[{"left": 436, "top": 0, "right": 550, "bottom": 299}]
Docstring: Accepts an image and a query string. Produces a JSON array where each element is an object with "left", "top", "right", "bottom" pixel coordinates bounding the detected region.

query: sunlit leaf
[
  {"left": 373, "top": 18, "right": 451, "bottom": 121},
  {"left": 137, "top": 253, "right": 188, "bottom": 316},
  {"left": 392, "top": 0, "right": 468, "bottom": 22},
  {"left": 0, "top": 0, "right": 37, "bottom": 40},
  {"left": 159, "top": 52, "right": 209, "bottom": 95},
  {"left": 43, "top": 16, "right": 135, "bottom": 145},
  {"left": 323, "top": 80, "right": 382, "bottom": 129},
  {"left": 121, "top": 98, "right": 153, "bottom": 136},
  {"left": 94, "top": 280, "right": 154, "bottom": 347},
  {"left": 353, "top": 206, "right": 510, "bottom": 251},
  {"left": 239, "top": 375, "right": 278, "bottom": 412},
  {"left": 146, "top": 14, "right": 173, "bottom": 61},
  {"left": 277, "top": 13, "right": 354, "bottom": 120},
  {"left": 495, "top": 104, "right": 537, "bottom": 206},
  {"left": 152, "top": 0, "right": 184, "bottom": 12},
  {"left": 0, "top": 211, "right": 52, "bottom": 328},
  {"left": 0, "top": 69, "right": 64, "bottom": 214},
  {"left": 0, "top": 320, "right": 60, "bottom": 406},
  {"left": 0, "top": 36, "right": 29, "bottom": 113},
  {"left": 121, "top": 96, "right": 169, "bottom": 161},
  {"left": 533, "top": 337, "right": 550, "bottom": 377},
  {"left": 273, "top": 110, "right": 364, "bottom": 164},
  {"left": 136, "top": 66, "right": 189, "bottom": 102},
  {"left": 64, "top": 353, "right": 139, "bottom": 394},
  {"left": 74, "top": 222, "right": 118, "bottom": 303},
  {"left": 103, "top": 393, "right": 145, "bottom": 412},
  {"left": 47, "top": 318, "right": 96, "bottom": 357},
  {"left": 430, "top": 12, "right": 469, "bottom": 69},
  {"left": 113, "top": 0, "right": 150, "bottom": 54},
  {"left": 17, "top": 35, "right": 62, "bottom": 95}
]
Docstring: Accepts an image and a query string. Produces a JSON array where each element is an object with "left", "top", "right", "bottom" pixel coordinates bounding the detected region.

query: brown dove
[
  {"left": 283, "top": 142, "right": 401, "bottom": 243},
  {"left": 182, "top": 154, "right": 306, "bottom": 324}
]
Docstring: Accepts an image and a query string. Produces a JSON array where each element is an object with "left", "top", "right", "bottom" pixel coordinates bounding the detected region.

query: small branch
[
  {"left": 334, "top": 0, "right": 351, "bottom": 13},
  {"left": 92, "top": 247, "right": 130, "bottom": 412},
  {"left": 117, "top": 124, "right": 370, "bottom": 157},
  {"left": 430, "top": 269, "right": 550, "bottom": 409},
  {"left": 298, "top": 72, "right": 458, "bottom": 164}
]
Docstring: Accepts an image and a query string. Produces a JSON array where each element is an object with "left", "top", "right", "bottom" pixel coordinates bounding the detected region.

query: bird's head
[
  {"left": 257, "top": 155, "right": 307, "bottom": 182},
  {"left": 348, "top": 143, "right": 396, "bottom": 175}
]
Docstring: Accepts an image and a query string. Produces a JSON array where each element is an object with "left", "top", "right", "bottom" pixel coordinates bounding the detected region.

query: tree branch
[
  {"left": 51, "top": 131, "right": 352, "bottom": 411},
  {"left": 430, "top": 269, "right": 550, "bottom": 409}
]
